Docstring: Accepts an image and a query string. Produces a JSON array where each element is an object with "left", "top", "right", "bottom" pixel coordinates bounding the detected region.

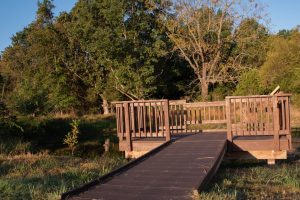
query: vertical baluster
[
  {"left": 247, "top": 99, "right": 250, "bottom": 134},
  {"left": 116, "top": 106, "right": 120, "bottom": 139},
  {"left": 120, "top": 104, "right": 124, "bottom": 137},
  {"left": 226, "top": 98, "right": 233, "bottom": 147},
  {"left": 160, "top": 101, "right": 164, "bottom": 136},
  {"left": 204, "top": 106, "right": 206, "bottom": 122},
  {"left": 273, "top": 96, "right": 280, "bottom": 151},
  {"left": 175, "top": 104, "right": 178, "bottom": 134},
  {"left": 254, "top": 99, "right": 257, "bottom": 134},
  {"left": 266, "top": 98, "right": 270, "bottom": 134},
  {"left": 130, "top": 103, "right": 136, "bottom": 138},
  {"left": 233, "top": 99, "right": 236, "bottom": 136},
  {"left": 154, "top": 102, "right": 158, "bottom": 137},
  {"left": 143, "top": 102, "right": 147, "bottom": 137},
  {"left": 164, "top": 100, "right": 171, "bottom": 141},
  {"left": 138, "top": 104, "right": 141, "bottom": 137},
  {"left": 208, "top": 106, "right": 211, "bottom": 122},
  {"left": 184, "top": 105, "right": 187, "bottom": 134},
  {"left": 170, "top": 104, "right": 173, "bottom": 133},
  {"left": 240, "top": 98, "right": 243, "bottom": 136},
  {"left": 285, "top": 96, "right": 292, "bottom": 148},
  {"left": 149, "top": 102, "right": 152, "bottom": 137},
  {"left": 124, "top": 103, "right": 131, "bottom": 151},
  {"left": 281, "top": 97, "right": 286, "bottom": 133},
  {"left": 260, "top": 98, "right": 263, "bottom": 135},
  {"left": 179, "top": 104, "right": 183, "bottom": 134}
]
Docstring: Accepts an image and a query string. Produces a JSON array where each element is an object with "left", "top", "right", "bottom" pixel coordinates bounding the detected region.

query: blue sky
[
  {"left": 0, "top": 0, "right": 300, "bottom": 52},
  {"left": 0, "top": 0, "right": 76, "bottom": 52}
]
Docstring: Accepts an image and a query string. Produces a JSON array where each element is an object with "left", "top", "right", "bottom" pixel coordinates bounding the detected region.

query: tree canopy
[{"left": 0, "top": 0, "right": 299, "bottom": 116}]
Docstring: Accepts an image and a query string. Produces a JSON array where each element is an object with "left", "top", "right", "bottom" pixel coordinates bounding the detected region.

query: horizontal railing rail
[{"left": 169, "top": 101, "right": 226, "bottom": 134}]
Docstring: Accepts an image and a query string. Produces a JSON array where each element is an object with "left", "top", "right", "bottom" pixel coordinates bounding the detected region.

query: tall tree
[
  {"left": 2, "top": 0, "right": 78, "bottom": 115},
  {"left": 69, "top": 0, "right": 172, "bottom": 113},
  {"left": 260, "top": 30, "right": 300, "bottom": 94},
  {"left": 165, "top": 0, "right": 267, "bottom": 100}
]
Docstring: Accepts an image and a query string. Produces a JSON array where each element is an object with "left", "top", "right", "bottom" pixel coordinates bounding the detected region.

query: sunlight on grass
[
  {"left": 0, "top": 152, "right": 126, "bottom": 200},
  {"left": 198, "top": 159, "right": 300, "bottom": 200}
]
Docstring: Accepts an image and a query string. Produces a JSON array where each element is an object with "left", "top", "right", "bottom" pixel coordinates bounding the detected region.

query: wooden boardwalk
[{"left": 62, "top": 133, "right": 227, "bottom": 200}]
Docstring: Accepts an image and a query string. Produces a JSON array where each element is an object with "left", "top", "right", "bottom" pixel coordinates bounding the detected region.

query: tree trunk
[
  {"left": 102, "top": 98, "right": 109, "bottom": 114},
  {"left": 200, "top": 63, "right": 209, "bottom": 101}
]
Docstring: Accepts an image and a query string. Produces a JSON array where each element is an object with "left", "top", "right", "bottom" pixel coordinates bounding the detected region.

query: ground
[
  {"left": 0, "top": 113, "right": 299, "bottom": 200},
  {"left": 199, "top": 157, "right": 300, "bottom": 199}
]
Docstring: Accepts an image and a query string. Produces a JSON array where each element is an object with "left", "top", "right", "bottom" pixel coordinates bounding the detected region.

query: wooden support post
[
  {"left": 124, "top": 103, "right": 132, "bottom": 151},
  {"left": 164, "top": 100, "right": 171, "bottom": 141},
  {"left": 267, "top": 159, "right": 275, "bottom": 165},
  {"left": 103, "top": 139, "right": 110, "bottom": 152}
]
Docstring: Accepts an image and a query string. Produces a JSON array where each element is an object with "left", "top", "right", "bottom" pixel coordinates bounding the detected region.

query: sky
[
  {"left": 0, "top": 0, "right": 76, "bottom": 52},
  {"left": 0, "top": 0, "right": 300, "bottom": 52}
]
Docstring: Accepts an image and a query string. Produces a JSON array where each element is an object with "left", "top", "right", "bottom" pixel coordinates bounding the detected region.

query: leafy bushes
[{"left": 234, "top": 69, "right": 266, "bottom": 96}]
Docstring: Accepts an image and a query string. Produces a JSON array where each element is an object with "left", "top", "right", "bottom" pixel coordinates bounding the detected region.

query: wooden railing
[
  {"left": 226, "top": 94, "right": 291, "bottom": 150},
  {"left": 114, "top": 100, "right": 170, "bottom": 150},
  {"left": 114, "top": 93, "right": 291, "bottom": 152},
  {"left": 169, "top": 101, "right": 226, "bottom": 134}
]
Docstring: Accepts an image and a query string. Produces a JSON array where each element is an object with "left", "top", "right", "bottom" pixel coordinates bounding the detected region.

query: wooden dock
[
  {"left": 62, "top": 133, "right": 227, "bottom": 200},
  {"left": 62, "top": 93, "right": 293, "bottom": 199}
]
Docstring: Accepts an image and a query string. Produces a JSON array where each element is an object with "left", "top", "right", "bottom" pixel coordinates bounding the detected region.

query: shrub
[
  {"left": 63, "top": 119, "right": 80, "bottom": 156},
  {"left": 234, "top": 69, "right": 266, "bottom": 96}
]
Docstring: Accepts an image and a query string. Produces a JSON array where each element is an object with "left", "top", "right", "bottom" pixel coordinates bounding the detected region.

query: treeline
[{"left": 0, "top": 0, "right": 299, "bottom": 117}]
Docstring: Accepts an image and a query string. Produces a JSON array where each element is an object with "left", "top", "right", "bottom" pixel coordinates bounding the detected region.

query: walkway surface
[{"left": 62, "top": 132, "right": 227, "bottom": 200}]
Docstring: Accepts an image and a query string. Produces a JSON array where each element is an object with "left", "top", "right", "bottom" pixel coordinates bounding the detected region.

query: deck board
[{"left": 62, "top": 133, "right": 227, "bottom": 200}]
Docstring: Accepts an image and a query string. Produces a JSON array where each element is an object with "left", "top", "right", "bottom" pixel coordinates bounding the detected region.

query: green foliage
[
  {"left": 260, "top": 31, "right": 300, "bottom": 94},
  {"left": 0, "top": 0, "right": 299, "bottom": 117},
  {"left": 0, "top": 153, "right": 126, "bottom": 200},
  {"left": 234, "top": 69, "right": 266, "bottom": 96},
  {"left": 0, "top": 101, "right": 21, "bottom": 132},
  {"left": 63, "top": 119, "right": 80, "bottom": 155},
  {"left": 199, "top": 160, "right": 300, "bottom": 199}
]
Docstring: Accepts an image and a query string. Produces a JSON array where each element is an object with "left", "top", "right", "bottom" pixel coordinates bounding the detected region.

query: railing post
[
  {"left": 225, "top": 97, "right": 233, "bottom": 150},
  {"left": 164, "top": 100, "right": 171, "bottom": 141},
  {"left": 273, "top": 96, "right": 280, "bottom": 151},
  {"left": 124, "top": 102, "right": 132, "bottom": 151},
  {"left": 286, "top": 96, "right": 292, "bottom": 149}
]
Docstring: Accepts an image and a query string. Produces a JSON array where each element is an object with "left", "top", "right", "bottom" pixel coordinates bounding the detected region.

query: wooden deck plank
[{"left": 62, "top": 133, "right": 227, "bottom": 200}]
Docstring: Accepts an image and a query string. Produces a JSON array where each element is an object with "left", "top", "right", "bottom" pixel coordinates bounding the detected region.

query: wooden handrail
[
  {"left": 225, "top": 94, "right": 291, "bottom": 151},
  {"left": 115, "top": 100, "right": 171, "bottom": 151},
  {"left": 115, "top": 94, "right": 291, "bottom": 152}
]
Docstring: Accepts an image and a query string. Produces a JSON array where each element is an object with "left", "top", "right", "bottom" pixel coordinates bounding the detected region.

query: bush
[
  {"left": 63, "top": 119, "right": 80, "bottom": 155},
  {"left": 234, "top": 69, "right": 266, "bottom": 96}
]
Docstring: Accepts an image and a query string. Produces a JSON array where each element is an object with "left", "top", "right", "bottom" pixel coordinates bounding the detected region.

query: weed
[{"left": 63, "top": 119, "right": 80, "bottom": 156}]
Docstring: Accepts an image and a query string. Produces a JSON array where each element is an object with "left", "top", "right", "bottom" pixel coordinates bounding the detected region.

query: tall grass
[
  {"left": 0, "top": 152, "right": 126, "bottom": 200},
  {"left": 198, "top": 159, "right": 300, "bottom": 200}
]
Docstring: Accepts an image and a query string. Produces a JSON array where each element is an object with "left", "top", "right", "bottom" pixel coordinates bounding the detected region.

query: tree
[
  {"left": 260, "top": 30, "right": 300, "bottom": 94},
  {"left": 1, "top": 0, "right": 78, "bottom": 115},
  {"left": 69, "top": 0, "right": 172, "bottom": 110},
  {"left": 165, "top": 0, "right": 267, "bottom": 100}
]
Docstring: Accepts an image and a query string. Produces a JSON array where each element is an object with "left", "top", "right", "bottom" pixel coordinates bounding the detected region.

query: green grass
[
  {"left": 1, "top": 115, "right": 300, "bottom": 199},
  {"left": 198, "top": 156, "right": 300, "bottom": 200},
  {"left": 0, "top": 152, "right": 126, "bottom": 200},
  {"left": 0, "top": 114, "right": 126, "bottom": 200}
]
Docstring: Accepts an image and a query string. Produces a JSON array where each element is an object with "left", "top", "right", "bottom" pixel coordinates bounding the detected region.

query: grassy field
[
  {"left": 0, "top": 112, "right": 299, "bottom": 200},
  {"left": 198, "top": 158, "right": 300, "bottom": 199},
  {"left": 0, "top": 115, "right": 127, "bottom": 200},
  {"left": 0, "top": 152, "right": 126, "bottom": 200}
]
